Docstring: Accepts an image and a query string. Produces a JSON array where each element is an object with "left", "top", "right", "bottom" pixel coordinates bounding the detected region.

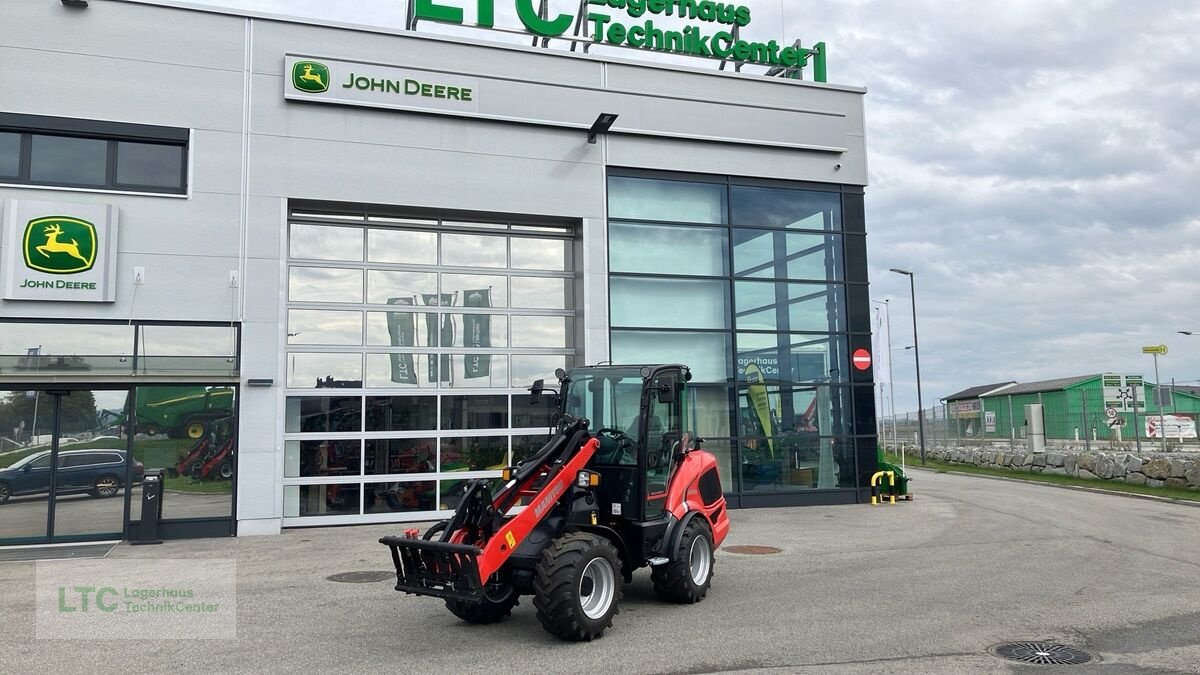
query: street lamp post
[{"left": 890, "top": 268, "right": 926, "bottom": 465}]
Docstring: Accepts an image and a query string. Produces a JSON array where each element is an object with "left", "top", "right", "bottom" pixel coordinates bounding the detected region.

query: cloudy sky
[{"left": 185, "top": 0, "right": 1200, "bottom": 410}]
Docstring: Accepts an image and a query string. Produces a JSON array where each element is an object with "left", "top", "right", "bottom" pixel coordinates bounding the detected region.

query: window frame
[{"left": 0, "top": 113, "right": 189, "bottom": 195}]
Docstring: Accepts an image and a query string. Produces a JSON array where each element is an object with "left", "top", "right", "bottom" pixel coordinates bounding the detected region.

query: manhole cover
[
  {"left": 724, "top": 545, "right": 783, "bottom": 555},
  {"left": 326, "top": 571, "right": 394, "bottom": 583},
  {"left": 990, "top": 642, "right": 1095, "bottom": 666}
]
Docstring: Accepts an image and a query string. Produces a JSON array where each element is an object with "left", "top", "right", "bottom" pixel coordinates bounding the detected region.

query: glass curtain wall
[
  {"left": 283, "top": 212, "right": 575, "bottom": 523},
  {"left": 608, "top": 174, "right": 864, "bottom": 495}
]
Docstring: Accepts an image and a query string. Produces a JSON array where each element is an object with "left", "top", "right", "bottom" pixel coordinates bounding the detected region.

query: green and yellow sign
[
  {"left": 413, "top": 0, "right": 828, "bottom": 81},
  {"left": 23, "top": 216, "right": 97, "bottom": 275},
  {"left": 291, "top": 60, "right": 330, "bottom": 93}
]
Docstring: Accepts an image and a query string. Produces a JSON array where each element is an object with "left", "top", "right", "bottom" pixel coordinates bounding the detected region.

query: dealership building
[{"left": 0, "top": 0, "right": 875, "bottom": 544}]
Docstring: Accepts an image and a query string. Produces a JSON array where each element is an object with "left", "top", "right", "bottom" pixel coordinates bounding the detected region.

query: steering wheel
[{"left": 596, "top": 427, "right": 631, "bottom": 442}]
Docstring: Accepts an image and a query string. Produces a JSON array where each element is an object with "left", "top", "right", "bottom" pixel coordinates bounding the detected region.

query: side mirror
[
  {"left": 656, "top": 381, "right": 677, "bottom": 404},
  {"left": 22, "top": 464, "right": 32, "bottom": 473},
  {"left": 529, "top": 379, "right": 544, "bottom": 405}
]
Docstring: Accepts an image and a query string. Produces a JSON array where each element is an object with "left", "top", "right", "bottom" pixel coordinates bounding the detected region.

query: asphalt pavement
[{"left": 2, "top": 470, "right": 1199, "bottom": 674}]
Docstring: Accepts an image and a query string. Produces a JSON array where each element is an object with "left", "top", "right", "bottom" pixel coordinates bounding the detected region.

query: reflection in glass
[
  {"left": 367, "top": 270, "right": 438, "bottom": 305},
  {"left": 610, "top": 277, "right": 727, "bottom": 329},
  {"left": 608, "top": 177, "right": 727, "bottom": 224},
  {"left": 284, "top": 439, "right": 361, "bottom": 477},
  {"left": 289, "top": 224, "right": 364, "bottom": 261},
  {"left": 510, "top": 316, "right": 571, "bottom": 348},
  {"left": 286, "top": 353, "right": 363, "bottom": 389},
  {"left": 366, "top": 311, "right": 433, "bottom": 347},
  {"left": 442, "top": 395, "right": 508, "bottom": 430},
  {"left": 285, "top": 396, "right": 362, "bottom": 433},
  {"left": 0, "top": 132, "right": 19, "bottom": 177},
  {"left": 609, "top": 222, "right": 728, "bottom": 276},
  {"left": 292, "top": 484, "right": 362, "bottom": 516},
  {"left": 365, "top": 481, "right": 437, "bottom": 513},
  {"left": 115, "top": 142, "right": 184, "bottom": 188},
  {"left": 698, "top": 439, "right": 735, "bottom": 495},
  {"left": 731, "top": 186, "right": 841, "bottom": 230},
  {"left": 0, "top": 322, "right": 131, "bottom": 357},
  {"left": 738, "top": 436, "right": 856, "bottom": 491},
  {"left": 439, "top": 314, "right": 508, "bottom": 348},
  {"left": 443, "top": 354, "right": 509, "bottom": 388},
  {"left": 364, "top": 396, "right": 437, "bottom": 431},
  {"left": 368, "top": 228, "right": 437, "bottom": 265},
  {"left": 511, "top": 434, "right": 552, "bottom": 464},
  {"left": 511, "top": 277, "right": 571, "bottom": 309},
  {"left": 439, "top": 436, "right": 508, "bottom": 471},
  {"left": 512, "top": 395, "right": 558, "bottom": 429},
  {"left": 687, "top": 386, "right": 734, "bottom": 438},
  {"left": 365, "top": 439, "right": 436, "bottom": 475},
  {"left": 288, "top": 267, "right": 364, "bottom": 303},
  {"left": 440, "top": 233, "right": 507, "bottom": 268},
  {"left": 287, "top": 310, "right": 363, "bottom": 345},
  {"left": 510, "top": 354, "right": 570, "bottom": 389},
  {"left": 29, "top": 135, "right": 107, "bottom": 185},
  {"left": 733, "top": 229, "right": 843, "bottom": 281},
  {"left": 610, "top": 330, "right": 730, "bottom": 383},
  {"left": 138, "top": 325, "right": 237, "bottom": 357},
  {"left": 364, "top": 354, "right": 437, "bottom": 389},
  {"left": 737, "top": 385, "right": 848, "bottom": 438},
  {"left": 441, "top": 274, "right": 508, "bottom": 308},
  {"left": 736, "top": 333, "right": 847, "bottom": 384},
  {"left": 510, "top": 237, "right": 570, "bottom": 271},
  {"left": 734, "top": 282, "right": 845, "bottom": 333}
]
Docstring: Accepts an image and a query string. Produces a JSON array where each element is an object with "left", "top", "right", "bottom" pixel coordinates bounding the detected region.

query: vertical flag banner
[
  {"left": 386, "top": 297, "right": 417, "bottom": 385},
  {"left": 462, "top": 288, "right": 491, "bottom": 379},
  {"left": 422, "top": 293, "right": 455, "bottom": 382},
  {"left": 744, "top": 362, "right": 774, "bottom": 458}
]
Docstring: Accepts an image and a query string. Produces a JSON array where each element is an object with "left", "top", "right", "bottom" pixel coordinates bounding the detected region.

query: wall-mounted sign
[
  {"left": 2, "top": 199, "right": 118, "bottom": 302},
  {"left": 285, "top": 56, "right": 480, "bottom": 113},
  {"left": 952, "top": 400, "right": 981, "bottom": 418},
  {"left": 413, "top": 0, "right": 828, "bottom": 81}
]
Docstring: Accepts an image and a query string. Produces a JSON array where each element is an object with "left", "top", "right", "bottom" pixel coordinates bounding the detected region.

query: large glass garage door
[{"left": 283, "top": 211, "right": 575, "bottom": 525}]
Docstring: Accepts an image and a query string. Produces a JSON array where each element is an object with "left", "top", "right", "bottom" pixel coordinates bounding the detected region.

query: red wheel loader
[{"left": 381, "top": 364, "right": 731, "bottom": 641}]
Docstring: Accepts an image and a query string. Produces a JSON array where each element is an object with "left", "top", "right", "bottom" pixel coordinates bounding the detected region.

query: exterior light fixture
[
  {"left": 61, "top": 0, "right": 89, "bottom": 7},
  {"left": 587, "top": 113, "right": 619, "bottom": 144}
]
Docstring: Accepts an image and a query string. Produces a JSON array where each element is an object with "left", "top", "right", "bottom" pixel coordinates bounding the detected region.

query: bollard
[{"left": 131, "top": 469, "right": 164, "bottom": 545}]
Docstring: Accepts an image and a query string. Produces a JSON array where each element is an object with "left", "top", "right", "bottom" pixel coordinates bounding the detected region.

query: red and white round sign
[{"left": 852, "top": 348, "right": 872, "bottom": 371}]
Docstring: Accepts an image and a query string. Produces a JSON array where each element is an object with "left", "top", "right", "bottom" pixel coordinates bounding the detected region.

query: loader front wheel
[
  {"left": 651, "top": 517, "right": 713, "bottom": 603},
  {"left": 445, "top": 584, "right": 518, "bottom": 624},
  {"left": 533, "top": 532, "right": 621, "bottom": 641}
]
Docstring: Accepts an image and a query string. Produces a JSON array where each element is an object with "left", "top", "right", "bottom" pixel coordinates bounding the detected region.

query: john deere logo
[
  {"left": 292, "top": 61, "right": 329, "bottom": 93},
  {"left": 23, "top": 216, "right": 97, "bottom": 275}
]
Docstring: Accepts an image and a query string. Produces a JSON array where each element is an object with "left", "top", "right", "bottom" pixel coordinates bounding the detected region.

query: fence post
[
  {"left": 1081, "top": 388, "right": 1090, "bottom": 452},
  {"left": 1008, "top": 395, "right": 1015, "bottom": 452}
]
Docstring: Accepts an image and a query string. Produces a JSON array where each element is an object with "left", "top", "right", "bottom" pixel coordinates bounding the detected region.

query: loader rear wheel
[
  {"left": 652, "top": 517, "right": 713, "bottom": 604},
  {"left": 533, "top": 532, "right": 621, "bottom": 641},
  {"left": 445, "top": 584, "right": 519, "bottom": 624}
]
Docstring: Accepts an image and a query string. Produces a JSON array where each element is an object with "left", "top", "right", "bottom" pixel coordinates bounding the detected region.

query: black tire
[
  {"left": 142, "top": 424, "right": 161, "bottom": 437},
  {"left": 0, "top": 482, "right": 10, "bottom": 505},
  {"left": 186, "top": 460, "right": 204, "bottom": 479},
  {"left": 217, "top": 461, "right": 233, "bottom": 480},
  {"left": 532, "top": 532, "right": 622, "bottom": 641},
  {"left": 445, "top": 585, "right": 519, "bottom": 624},
  {"left": 652, "top": 518, "right": 714, "bottom": 604},
  {"left": 91, "top": 475, "right": 121, "bottom": 499}
]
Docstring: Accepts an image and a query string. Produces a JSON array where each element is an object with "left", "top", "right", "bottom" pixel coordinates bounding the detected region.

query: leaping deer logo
[
  {"left": 298, "top": 64, "right": 325, "bottom": 88},
  {"left": 36, "top": 223, "right": 89, "bottom": 265}
]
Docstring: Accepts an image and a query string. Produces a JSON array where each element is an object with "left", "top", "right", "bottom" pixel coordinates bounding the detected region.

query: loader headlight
[{"left": 576, "top": 470, "right": 601, "bottom": 488}]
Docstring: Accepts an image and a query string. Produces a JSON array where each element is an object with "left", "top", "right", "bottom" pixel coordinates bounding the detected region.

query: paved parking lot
[{"left": 2, "top": 470, "right": 1199, "bottom": 673}]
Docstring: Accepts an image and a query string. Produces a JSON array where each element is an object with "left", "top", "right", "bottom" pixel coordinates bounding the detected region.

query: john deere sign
[
  {"left": 284, "top": 56, "right": 481, "bottom": 114},
  {"left": 413, "top": 0, "right": 828, "bottom": 80},
  {"left": 291, "top": 61, "right": 330, "bottom": 93},
  {"left": 3, "top": 200, "right": 118, "bottom": 302}
]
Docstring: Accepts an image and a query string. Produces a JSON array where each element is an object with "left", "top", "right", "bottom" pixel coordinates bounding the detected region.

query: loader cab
[{"left": 560, "top": 365, "right": 691, "bottom": 543}]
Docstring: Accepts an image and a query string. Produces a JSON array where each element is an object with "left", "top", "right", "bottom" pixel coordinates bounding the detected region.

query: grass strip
[{"left": 884, "top": 452, "right": 1200, "bottom": 503}]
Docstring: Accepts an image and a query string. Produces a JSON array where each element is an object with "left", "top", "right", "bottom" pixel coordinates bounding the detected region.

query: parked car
[{"left": 0, "top": 449, "right": 144, "bottom": 504}]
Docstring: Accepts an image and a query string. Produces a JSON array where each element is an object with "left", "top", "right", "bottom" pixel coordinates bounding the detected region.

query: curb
[{"left": 906, "top": 465, "right": 1200, "bottom": 508}]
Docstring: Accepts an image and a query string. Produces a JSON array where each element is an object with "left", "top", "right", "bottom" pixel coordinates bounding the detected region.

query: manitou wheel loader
[{"left": 381, "top": 364, "right": 731, "bottom": 641}]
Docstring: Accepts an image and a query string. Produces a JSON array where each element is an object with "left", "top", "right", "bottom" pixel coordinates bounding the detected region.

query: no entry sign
[{"left": 852, "top": 348, "right": 872, "bottom": 371}]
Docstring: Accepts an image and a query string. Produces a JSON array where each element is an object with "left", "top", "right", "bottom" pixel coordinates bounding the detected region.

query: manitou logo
[
  {"left": 291, "top": 61, "right": 330, "bottom": 93},
  {"left": 22, "top": 216, "right": 97, "bottom": 274}
]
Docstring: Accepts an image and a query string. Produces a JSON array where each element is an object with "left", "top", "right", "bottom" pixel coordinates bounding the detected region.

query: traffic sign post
[
  {"left": 852, "top": 348, "right": 872, "bottom": 371},
  {"left": 1142, "top": 345, "right": 1168, "bottom": 453},
  {"left": 1105, "top": 407, "right": 1118, "bottom": 419}
]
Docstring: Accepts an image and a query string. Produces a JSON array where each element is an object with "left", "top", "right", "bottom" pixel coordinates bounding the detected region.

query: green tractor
[{"left": 133, "top": 386, "right": 235, "bottom": 439}]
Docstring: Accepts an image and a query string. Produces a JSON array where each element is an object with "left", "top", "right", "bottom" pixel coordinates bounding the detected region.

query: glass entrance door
[{"left": 0, "top": 389, "right": 132, "bottom": 544}]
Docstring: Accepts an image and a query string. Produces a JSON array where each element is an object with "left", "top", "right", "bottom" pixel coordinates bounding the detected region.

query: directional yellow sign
[{"left": 1142, "top": 345, "right": 1168, "bottom": 355}]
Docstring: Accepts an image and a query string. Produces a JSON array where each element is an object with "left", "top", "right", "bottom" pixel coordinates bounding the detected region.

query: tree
[{"left": 0, "top": 390, "right": 102, "bottom": 441}]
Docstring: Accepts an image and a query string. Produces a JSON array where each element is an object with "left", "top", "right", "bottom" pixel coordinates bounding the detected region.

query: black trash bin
[{"left": 131, "top": 469, "right": 164, "bottom": 545}]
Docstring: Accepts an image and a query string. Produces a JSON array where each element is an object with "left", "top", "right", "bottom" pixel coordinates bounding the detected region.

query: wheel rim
[
  {"left": 578, "top": 556, "right": 616, "bottom": 620},
  {"left": 0, "top": 485, "right": 9, "bottom": 500},
  {"left": 97, "top": 478, "right": 119, "bottom": 496},
  {"left": 219, "top": 463, "right": 233, "bottom": 479},
  {"left": 689, "top": 533, "right": 712, "bottom": 586},
  {"left": 186, "top": 423, "right": 205, "bottom": 439}
]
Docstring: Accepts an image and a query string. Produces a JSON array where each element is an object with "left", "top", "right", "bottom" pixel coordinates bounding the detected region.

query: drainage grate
[
  {"left": 0, "top": 543, "right": 116, "bottom": 563},
  {"left": 723, "top": 545, "right": 782, "bottom": 555},
  {"left": 990, "top": 642, "right": 1095, "bottom": 666},
  {"left": 326, "top": 570, "right": 394, "bottom": 583}
]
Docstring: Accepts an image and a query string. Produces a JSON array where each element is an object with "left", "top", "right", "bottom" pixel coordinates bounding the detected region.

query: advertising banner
[
  {"left": 1146, "top": 414, "right": 1197, "bottom": 439},
  {"left": 952, "top": 400, "right": 982, "bottom": 418},
  {"left": 743, "top": 363, "right": 774, "bottom": 458},
  {"left": 422, "top": 293, "right": 455, "bottom": 382},
  {"left": 462, "top": 289, "right": 491, "bottom": 379},
  {"left": 385, "top": 297, "right": 417, "bottom": 385},
  {"left": 984, "top": 411, "right": 997, "bottom": 433}
]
